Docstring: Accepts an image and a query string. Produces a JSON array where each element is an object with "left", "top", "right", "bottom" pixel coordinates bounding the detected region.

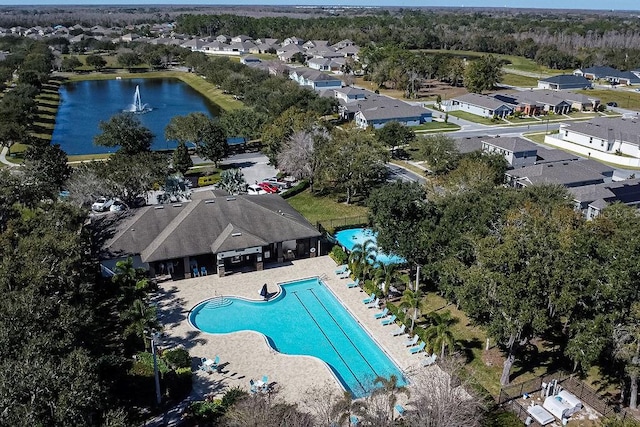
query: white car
[
  {"left": 91, "top": 197, "right": 113, "bottom": 212},
  {"left": 109, "top": 200, "right": 128, "bottom": 212},
  {"left": 246, "top": 184, "right": 267, "bottom": 195}
]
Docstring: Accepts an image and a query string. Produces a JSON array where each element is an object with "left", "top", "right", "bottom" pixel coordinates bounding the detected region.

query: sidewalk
[{"left": 0, "top": 146, "right": 17, "bottom": 167}]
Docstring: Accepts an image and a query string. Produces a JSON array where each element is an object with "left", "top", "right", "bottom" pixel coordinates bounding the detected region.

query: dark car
[{"left": 606, "top": 102, "right": 618, "bottom": 107}]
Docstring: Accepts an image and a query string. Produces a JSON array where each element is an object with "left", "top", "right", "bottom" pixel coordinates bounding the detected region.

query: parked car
[
  {"left": 109, "top": 200, "right": 128, "bottom": 212},
  {"left": 91, "top": 197, "right": 113, "bottom": 212},
  {"left": 258, "top": 182, "right": 279, "bottom": 194},
  {"left": 263, "top": 177, "right": 291, "bottom": 189},
  {"left": 607, "top": 101, "right": 618, "bottom": 107},
  {"left": 246, "top": 184, "right": 267, "bottom": 195}
]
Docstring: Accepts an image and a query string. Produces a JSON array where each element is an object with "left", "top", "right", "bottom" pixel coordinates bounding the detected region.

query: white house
[
  {"left": 289, "top": 67, "right": 343, "bottom": 91},
  {"left": 557, "top": 117, "right": 640, "bottom": 157},
  {"left": 481, "top": 137, "right": 538, "bottom": 168},
  {"left": 444, "top": 93, "right": 514, "bottom": 118}
]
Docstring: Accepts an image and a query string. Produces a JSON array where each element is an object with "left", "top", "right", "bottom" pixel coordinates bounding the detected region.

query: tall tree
[
  {"left": 423, "top": 311, "right": 457, "bottom": 358},
  {"left": 463, "top": 54, "right": 503, "bottom": 94},
  {"left": 318, "top": 129, "right": 388, "bottom": 204},
  {"left": 261, "top": 107, "right": 317, "bottom": 166},
  {"left": 172, "top": 141, "right": 192, "bottom": 174},
  {"left": 85, "top": 54, "right": 107, "bottom": 71},
  {"left": 94, "top": 112, "right": 153, "bottom": 155},
  {"left": 374, "top": 121, "right": 416, "bottom": 155},
  {"left": 411, "top": 134, "right": 460, "bottom": 175},
  {"left": 276, "top": 128, "right": 328, "bottom": 191},
  {"left": 165, "top": 112, "right": 227, "bottom": 166},
  {"left": 399, "top": 287, "right": 425, "bottom": 334}
]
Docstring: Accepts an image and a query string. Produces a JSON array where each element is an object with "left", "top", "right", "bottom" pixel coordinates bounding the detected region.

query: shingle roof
[
  {"left": 570, "top": 178, "right": 640, "bottom": 207},
  {"left": 453, "top": 93, "right": 513, "bottom": 110},
  {"left": 563, "top": 117, "right": 640, "bottom": 146},
  {"left": 506, "top": 160, "right": 613, "bottom": 187},
  {"left": 539, "top": 74, "right": 591, "bottom": 87},
  {"left": 482, "top": 136, "right": 538, "bottom": 153},
  {"left": 102, "top": 193, "right": 320, "bottom": 263}
]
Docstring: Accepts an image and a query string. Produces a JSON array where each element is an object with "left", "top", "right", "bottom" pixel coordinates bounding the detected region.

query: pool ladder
[{"left": 203, "top": 295, "right": 232, "bottom": 310}]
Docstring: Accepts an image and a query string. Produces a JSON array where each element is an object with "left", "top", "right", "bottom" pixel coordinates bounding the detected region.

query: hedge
[{"left": 330, "top": 245, "right": 348, "bottom": 265}]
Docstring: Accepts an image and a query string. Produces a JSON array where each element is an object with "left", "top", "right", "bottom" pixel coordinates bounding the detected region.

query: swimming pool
[
  {"left": 189, "top": 277, "right": 406, "bottom": 397},
  {"left": 334, "top": 228, "right": 406, "bottom": 266}
]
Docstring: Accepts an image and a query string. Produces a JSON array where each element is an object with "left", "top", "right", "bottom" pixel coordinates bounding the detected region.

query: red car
[{"left": 258, "top": 182, "right": 279, "bottom": 194}]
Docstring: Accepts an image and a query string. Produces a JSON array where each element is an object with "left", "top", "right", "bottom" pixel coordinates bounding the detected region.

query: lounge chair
[
  {"left": 249, "top": 379, "right": 258, "bottom": 393},
  {"left": 346, "top": 278, "right": 360, "bottom": 288},
  {"left": 335, "top": 265, "right": 348, "bottom": 274},
  {"left": 409, "top": 341, "right": 426, "bottom": 354},
  {"left": 404, "top": 335, "right": 419, "bottom": 347},
  {"left": 350, "top": 415, "right": 360, "bottom": 426},
  {"left": 395, "top": 404, "right": 406, "bottom": 417},
  {"left": 366, "top": 297, "right": 380, "bottom": 309},
  {"left": 200, "top": 266, "right": 207, "bottom": 276},
  {"left": 192, "top": 267, "right": 199, "bottom": 277},
  {"left": 381, "top": 314, "right": 397, "bottom": 326},
  {"left": 391, "top": 324, "right": 406, "bottom": 336},
  {"left": 362, "top": 293, "right": 375, "bottom": 304},
  {"left": 374, "top": 308, "right": 389, "bottom": 319},
  {"left": 422, "top": 354, "right": 438, "bottom": 367},
  {"left": 200, "top": 355, "right": 220, "bottom": 373},
  {"left": 338, "top": 269, "right": 351, "bottom": 279}
]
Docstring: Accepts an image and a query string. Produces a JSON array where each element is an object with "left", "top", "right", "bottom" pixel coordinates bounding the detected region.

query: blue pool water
[
  {"left": 189, "top": 277, "right": 406, "bottom": 397},
  {"left": 334, "top": 228, "right": 406, "bottom": 266}
]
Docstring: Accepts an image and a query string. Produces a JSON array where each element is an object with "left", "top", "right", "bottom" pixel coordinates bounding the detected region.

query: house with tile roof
[{"left": 100, "top": 191, "right": 321, "bottom": 279}]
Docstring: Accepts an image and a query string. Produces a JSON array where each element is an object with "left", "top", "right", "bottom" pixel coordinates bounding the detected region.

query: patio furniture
[
  {"left": 201, "top": 355, "right": 219, "bottom": 373},
  {"left": 381, "top": 314, "right": 397, "bottom": 326},
  {"left": 404, "top": 335, "right": 419, "bottom": 347},
  {"left": 366, "top": 298, "right": 380, "bottom": 309},
  {"left": 374, "top": 308, "right": 389, "bottom": 319},
  {"left": 390, "top": 324, "right": 406, "bottom": 336},
  {"left": 422, "top": 354, "right": 438, "bottom": 367},
  {"left": 335, "top": 265, "right": 348, "bottom": 274},
  {"left": 395, "top": 405, "right": 406, "bottom": 417},
  {"left": 200, "top": 266, "right": 207, "bottom": 276},
  {"left": 249, "top": 379, "right": 258, "bottom": 393},
  {"left": 338, "top": 269, "right": 351, "bottom": 279},
  {"left": 192, "top": 267, "right": 199, "bottom": 277},
  {"left": 362, "top": 293, "right": 375, "bottom": 304},
  {"left": 346, "top": 278, "right": 360, "bottom": 288},
  {"left": 409, "top": 341, "right": 426, "bottom": 354}
]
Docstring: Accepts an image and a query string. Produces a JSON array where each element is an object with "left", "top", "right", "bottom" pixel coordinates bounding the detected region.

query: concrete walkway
[
  {"left": 153, "top": 256, "right": 441, "bottom": 410},
  {"left": 0, "top": 146, "right": 17, "bottom": 167}
]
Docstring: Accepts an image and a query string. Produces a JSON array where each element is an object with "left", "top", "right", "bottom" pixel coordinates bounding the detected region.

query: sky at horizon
[{"left": 0, "top": 1, "right": 638, "bottom": 12}]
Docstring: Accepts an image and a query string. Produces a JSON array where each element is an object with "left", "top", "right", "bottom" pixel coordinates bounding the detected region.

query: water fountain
[{"left": 126, "top": 85, "right": 151, "bottom": 114}]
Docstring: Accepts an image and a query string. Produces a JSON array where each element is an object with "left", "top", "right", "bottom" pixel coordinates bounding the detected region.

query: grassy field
[
  {"left": 286, "top": 189, "right": 369, "bottom": 227},
  {"left": 66, "top": 70, "right": 244, "bottom": 112},
  {"left": 500, "top": 73, "right": 539, "bottom": 87},
  {"left": 577, "top": 89, "right": 640, "bottom": 111},
  {"left": 447, "top": 110, "right": 499, "bottom": 125},
  {"left": 415, "top": 49, "right": 573, "bottom": 76},
  {"left": 413, "top": 121, "right": 460, "bottom": 132}
]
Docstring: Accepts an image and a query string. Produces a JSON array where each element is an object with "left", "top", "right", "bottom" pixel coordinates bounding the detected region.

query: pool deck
[{"left": 154, "top": 255, "right": 439, "bottom": 405}]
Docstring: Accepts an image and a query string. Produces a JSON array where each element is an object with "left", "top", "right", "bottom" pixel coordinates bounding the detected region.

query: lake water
[{"left": 51, "top": 78, "right": 220, "bottom": 155}]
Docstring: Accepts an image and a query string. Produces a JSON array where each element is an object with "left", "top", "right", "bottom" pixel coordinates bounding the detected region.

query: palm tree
[
  {"left": 122, "top": 299, "right": 160, "bottom": 350},
  {"left": 372, "top": 374, "right": 410, "bottom": 422},
  {"left": 331, "top": 391, "right": 368, "bottom": 426},
  {"left": 373, "top": 262, "right": 400, "bottom": 297},
  {"left": 399, "top": 287, "right": 425, "bottom": 333},
  {"left": 424, "top": 310, "right": 457, "bottom": 358},
  {"left": 348, "top": 238, "right": 377, "bottom": 281}
]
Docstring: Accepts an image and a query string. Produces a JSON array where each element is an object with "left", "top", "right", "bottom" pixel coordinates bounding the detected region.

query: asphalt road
[{"left": 386, "top": 163, "right": 426, "bottom": 184}]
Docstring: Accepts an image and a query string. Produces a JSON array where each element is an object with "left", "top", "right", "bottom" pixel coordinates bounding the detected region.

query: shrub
[
  {"left": 165, "top": 367, "right": 193, "bottom": 400},
  {"left": 130, "top": 351, "right": 170, "bottom": 376},
  {"left": 186, "top": 400, "right": 226, "bottom": 424},
  {"left": 330, "top": 245, "right": 348, "bottom": 265},
  {"left": 163, "top": 347, "right": 191, "bottom": 369},
  {"left": 386, "top": 302, "right": 406, "bottom": 325},
  {"left": 362, "top": 279, "right": 382, "bottom": 298}
]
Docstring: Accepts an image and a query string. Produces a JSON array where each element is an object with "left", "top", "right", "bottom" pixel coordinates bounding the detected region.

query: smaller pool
[{"left": 334, "top": 228, "right": 406, "bottom": 266}]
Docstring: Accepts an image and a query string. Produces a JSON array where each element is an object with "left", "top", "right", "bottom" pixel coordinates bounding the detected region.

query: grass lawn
[
  {"left": 448, "top": 110, "right": 499, "bottom": 125},
  {"left": 523, "top": 132, "right": 547, "bottom": 144},
  {"left": 66, "top": 70, "right": 244, "bottom": 112},
  {"left": 286, "top": 189, "right": 369, "bottom": 228},
  {"left": 504, "top": 116, "right": 541, "bottom": 125},
  {"left": 352, "top": 76, "right": 406, "bottom": 100},
  {"left": 500, "top": 73, "right": 538, "bottom": 87},
  {"left": 413, "top": 121, "right": 460, "bottom": 132},
  {"left": 389, "top": 159, "right": 427, "bottom": 176},
  {"left": 67, "top": 153, "right": 112, "bottom": 163},
  {"left": 577, "top": 89, "right": 640, "bottom": 111}
]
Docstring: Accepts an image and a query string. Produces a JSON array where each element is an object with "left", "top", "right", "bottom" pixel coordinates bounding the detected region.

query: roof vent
[
  {"left": 154, "top": 206, "right": 165, "bottom": 209},
  {"left": 226, "top": 197, "right": 236, "bottom": 201},
  {"left": 231, "top": 232, "right": 242, "bottom": 237},
  {"left": 205, "top": 199, "right": 215, "bottom": 204},
  {"left": 173, "top": 204, "right": 182, "bottom": 207}
]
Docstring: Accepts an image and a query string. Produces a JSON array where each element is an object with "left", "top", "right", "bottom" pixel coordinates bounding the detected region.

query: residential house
[
  {"left": 574, "top": 66, "right": 640, "bottom": 85},
  {"left": 537, "top": 75, "right": 592, "bottom": 90},
  {"left": 277, "top": 44, "right": 304, "bottom": 62},
  {"left": 482, "top": 137, "right": 538, "bottom": 168},
  {"left": 444, "top": 93, "right": 514, "bottom": 118},
  {"left": 504, "top": 159, "right": 613, "bottom": 188},
  {"left": 303, "top": 40, "right": 329, "bottom": 50},
  {"left": 181, "top": 39, "right": 207, "bottom": 52},
  {"left": 308, "top": 57, "right": 341, "bottom": 72},
  {"left": 100, "top": 191, "right": 321, "bottom": 278},
  {"left": 496, "top": 91, "right": 572, "bottom": 115},
  {"left": 289, "top": 67, "right": 343, "bottom": 91},
  {"left": 202, "top": 40, "right": 228, "bottom": 53},
  {"left": 216, "top": 35, "right": 229, "bottom": 43},
  {"left": 556, "top": 117, "right": 640, "bottom": 157},
  {"left": 231, "top": 35, "right": 253, "bottom": 43},
  {"left": 332, "top": 39, "right": 355, "bottom": 49},
  {"left": 570, "top": 178, "right": 640, "bottom": 219},
  {"left": 282, "top": 36, "right": 304, "bottom": 46},
  {"left": 338, "top": 45, "right": 360, "bottom": 58},
  {"left": 120, "top": 33, "right": 140, "bottom": 43},
  {"left": 224, "top": 41, "right": 256, "bottom": 55},
  {"left": 354, "top": 100, "right": 432, "bottom": 129}
]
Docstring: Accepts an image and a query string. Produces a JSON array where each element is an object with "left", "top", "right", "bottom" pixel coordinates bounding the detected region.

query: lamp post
[{"left": 145, "top": 329, "right": 162, "bottom": 406}]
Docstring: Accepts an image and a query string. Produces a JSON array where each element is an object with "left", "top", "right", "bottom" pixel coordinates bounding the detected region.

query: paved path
[{"left": 0, "top": 146, "right": 17, "bottom": 167}]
